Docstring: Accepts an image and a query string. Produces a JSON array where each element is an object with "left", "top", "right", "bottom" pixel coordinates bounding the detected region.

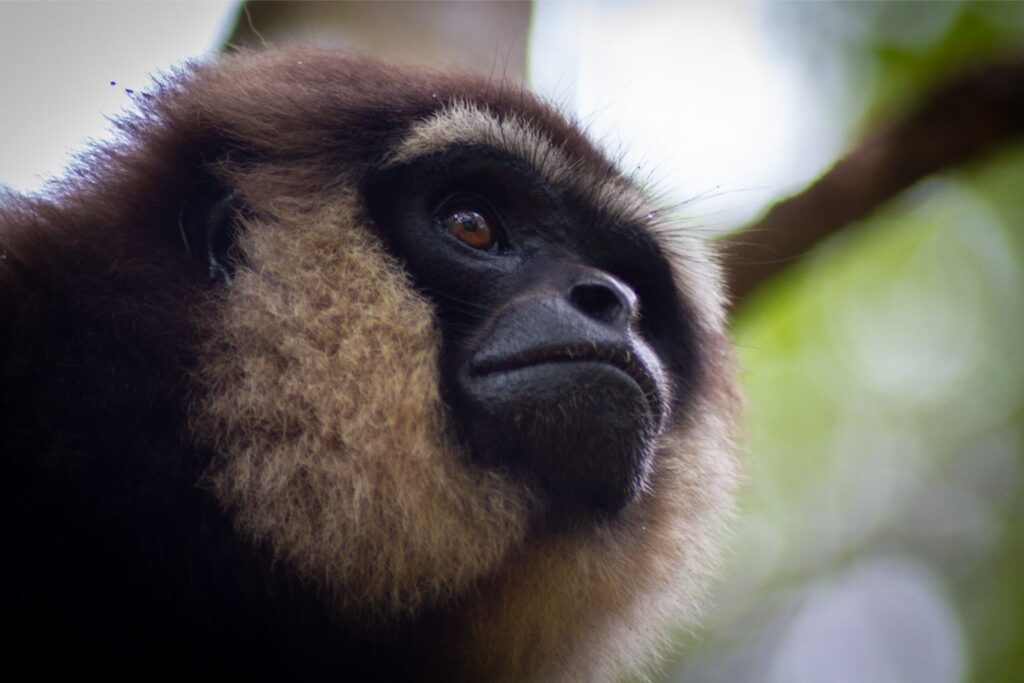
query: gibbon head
[{"left": 46, "top": 48, "right": 741, "bottom": 681}]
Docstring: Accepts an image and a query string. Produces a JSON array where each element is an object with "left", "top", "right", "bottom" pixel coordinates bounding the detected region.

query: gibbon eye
[{"left": 437, "top": 201, "right": 497, "bottom": 250}]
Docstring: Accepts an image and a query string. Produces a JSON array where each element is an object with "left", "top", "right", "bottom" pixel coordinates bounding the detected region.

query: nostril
[{"left": 570, "top": 282, "right": 627, "bottom": 325}]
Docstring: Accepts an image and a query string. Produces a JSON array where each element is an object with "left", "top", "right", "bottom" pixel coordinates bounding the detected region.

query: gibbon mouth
[{"left": 469, "top": 344, "right": 664, "bottom": 423}]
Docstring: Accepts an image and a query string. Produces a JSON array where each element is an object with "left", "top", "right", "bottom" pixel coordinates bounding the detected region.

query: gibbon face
[{"left": 1, "top": 49, "right": 740, "bottom": 681}]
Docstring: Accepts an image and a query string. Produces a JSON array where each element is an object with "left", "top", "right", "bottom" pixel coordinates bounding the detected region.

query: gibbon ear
[{"left": 179, "top": 184, "right": 242, "bottom": 285}]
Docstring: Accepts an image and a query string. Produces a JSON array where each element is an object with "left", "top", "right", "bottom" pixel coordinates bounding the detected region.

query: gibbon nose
[{"left": 567, "top": 270, "right": 638, "bottom": 328}]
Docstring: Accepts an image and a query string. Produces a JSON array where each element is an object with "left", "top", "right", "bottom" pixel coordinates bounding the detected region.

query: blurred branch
[{"left": 721, "top": 56, "right": 1024, "bottom": 312}]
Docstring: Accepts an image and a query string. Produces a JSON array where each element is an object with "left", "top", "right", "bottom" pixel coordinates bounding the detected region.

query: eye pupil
[{"left": 442, "top": 206, "right": 495, "bottom": 249}]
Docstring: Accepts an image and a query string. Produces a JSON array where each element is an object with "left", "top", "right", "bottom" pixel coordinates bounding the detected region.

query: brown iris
[{"left": 441, "top": 206, "right": 496, "bottom": 250}]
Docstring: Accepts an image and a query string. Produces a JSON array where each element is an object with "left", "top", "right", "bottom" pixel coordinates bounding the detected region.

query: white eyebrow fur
[{"left": 388, "top": 102, "right": 648, "bottom": 223}]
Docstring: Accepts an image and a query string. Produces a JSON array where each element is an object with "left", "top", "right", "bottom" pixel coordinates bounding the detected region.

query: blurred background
[{"left": 2, "top": 2, "right": 1021, "bottom": 681}]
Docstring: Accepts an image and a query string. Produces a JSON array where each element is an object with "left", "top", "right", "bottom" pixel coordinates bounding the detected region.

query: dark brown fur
[{"left": 0, "top": 49, "right": 740, "bottom": 681}]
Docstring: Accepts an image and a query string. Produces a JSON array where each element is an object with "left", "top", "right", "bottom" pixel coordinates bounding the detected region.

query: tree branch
[{"left": 721, "top": 56, "right": 1024, "bottom": 311}]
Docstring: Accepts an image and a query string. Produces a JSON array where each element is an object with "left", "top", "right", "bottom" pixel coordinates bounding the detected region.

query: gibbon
[{"left": 0, "top": 48, "right": 741, "bottom": 682}]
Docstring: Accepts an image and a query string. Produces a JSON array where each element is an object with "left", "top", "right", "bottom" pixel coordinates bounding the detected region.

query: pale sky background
[
  {"left": 530, "top": 1, "right": 843, "bottom": 228},
  {"left": 0, "top": 1, "right": 236, "bottom": 193}
]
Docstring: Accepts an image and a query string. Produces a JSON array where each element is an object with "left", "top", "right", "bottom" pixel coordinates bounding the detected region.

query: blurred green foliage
[
  {"left": 864, "top": 1, "right": 1024, "bottom": 126},
  {"left": 667, "top": 2, "right": 1024, "bottom": 682}
]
